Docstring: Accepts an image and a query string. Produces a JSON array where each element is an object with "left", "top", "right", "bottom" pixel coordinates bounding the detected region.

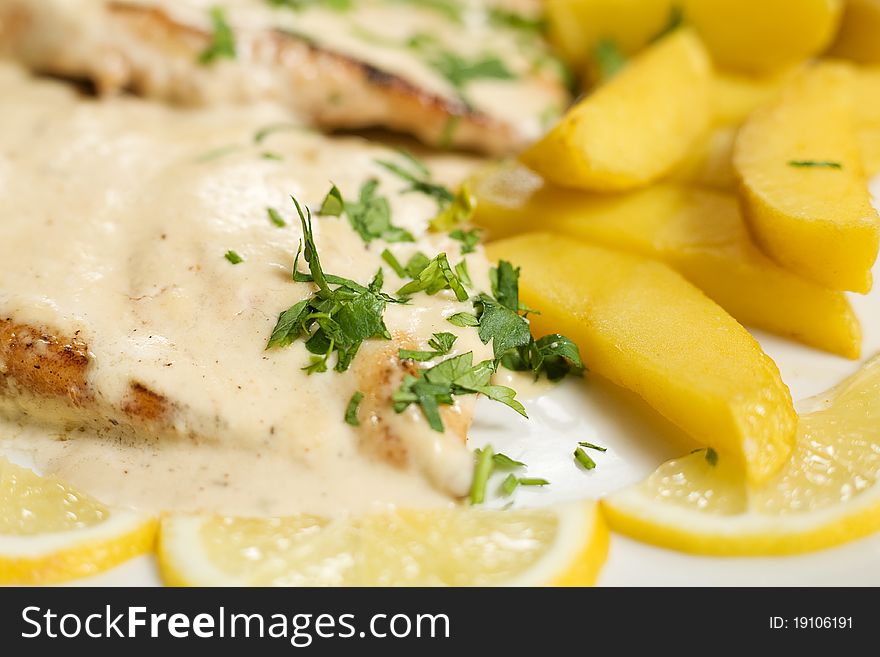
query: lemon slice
[
  {"left": 0, "top": 458, "right": 157, "bottom": 583},
  {"left": 602, "top": 356, "right": 880, "bottom": 555},
  {"left": 158, "top": 502, "right": 607, "bottom": 586}
]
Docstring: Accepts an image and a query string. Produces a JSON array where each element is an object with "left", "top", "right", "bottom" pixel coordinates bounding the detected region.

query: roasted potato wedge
[
  {"left": 487, "top": 233, "right": 798, "bottom": 484},
  {"left": 829, "top": 0, "right": 880, "bottom": 64},
  {"left": 734, "top": 64, "right": 880, "bottom": 293},
  {"left": 473, "top": 165, "right": 861, "bottom": 358},
  {"left": 520, "top": 29, "right": 711, "bottom": 191},
  {"left": 683, "top": 0, "right": 843, "bottom": 74},
  {"left": 544, "top": 0, "right": 675, "bottom": 68}
]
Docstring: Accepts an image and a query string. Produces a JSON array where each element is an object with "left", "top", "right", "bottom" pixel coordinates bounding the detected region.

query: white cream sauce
[{"left": 0, "top": 63, "right": 502, "bottom": 516}]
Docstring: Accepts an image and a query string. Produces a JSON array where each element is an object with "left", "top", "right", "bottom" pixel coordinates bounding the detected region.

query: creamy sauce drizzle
[{"left": 0, "top": 63, "right": 502, "bottom": 516}]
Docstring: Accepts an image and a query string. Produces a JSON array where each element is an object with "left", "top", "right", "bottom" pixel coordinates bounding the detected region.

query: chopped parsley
[
  {"left": 393, "top": 351, "right": 526, "bottom": 432},
  {"left": 438, "top": 116, "right": 461, "bottom": 149},
  {"left": 578, "top": 441, "right": 607, "bottom": 453},
  {"left": 261, "top": 151, "right": 284, "bottom": 161},
  {"left": 267, "top": 0, "right": 353, "bottom": 11},
  {"left": 429, "top": 52, "right": 516, "bottom": 93},
  {"left": 454, "top": 259, "right": 472, "bottom": 287},
  {"left": 429, "top": 185, "right": 476, "bottom": 231},
  {"left": 253, "top": 123, "right": 302, "bottom": 144},
  {"left": 397, "top": 252, "right": 469, "bottom": 301},
  {"left": 449, "top": 228, "right": 481, "bottom": 254},
  {"left": 199, "top": 7, "right": 236, "bottom": 65},
  {"left": 574, "top": 447, "right": 597, "bottom": 470},
  {"left": 469, "top": 444, "right": 494, "bottom": 505},
  {"left": 501, "top": 474, "right": 549, "bottom": 496},
  {"left": 593, "top": 39, "right": 626, "bottom": 81},
  {"left": 788, "top": 160, "right": 843, "bottom": 169},
  {"left": 224, "top": 250, "right": 244, "bottom": 264},
  {"left": 267, "top": 207, "right": 286, "bottom": 227},
  {"left": 399, "top": 332, "right": 457, "bottom": 362},
  {"left": 344, "top": 391, "right": 364, "bottom": 426},
  {"left": 318, "top": 181, "right": 415, "bottom": 244},
  {"left": 376, "top": 154, "right": 454, "bottom": 206},
  {"left": 491, "top": 452, "right": 526, "bottom": 469},
  {"left": 488, "top": 8, "right": 546, "bottom": 34},
  {"left": 473, "top": 261, "right": 584, "bottom": 381},
  {"left": 447, "top": 312, "right": 480, "bottom": 328},
  {"left": 266, "top": 197, "right": 401, "bottom": 373}
]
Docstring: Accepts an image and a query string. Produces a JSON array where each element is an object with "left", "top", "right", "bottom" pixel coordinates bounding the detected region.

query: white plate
[{"left": 18, "top": 182, "right": 880, "bottom": 587}]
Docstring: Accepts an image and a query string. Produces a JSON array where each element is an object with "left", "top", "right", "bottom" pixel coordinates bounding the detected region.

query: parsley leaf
[
  {"left": 397, "top": 253, "right": 469, "bottom": 301},
  {"left": 318, "top": 181, "right": 414, "bottom": 244},
  {"left": 376, "top": 156, "right": 455, "bottom": 206},
  {"left": 399, "top": 332, "right": 458, "bottom": 361},
  {"left": 475, "top": 294, "right": 531, "bottom": 359},
  {"left": 447, "top": 312, "right": 480, "bottom": 328},
  {"left": 344, "top": 391, "right": 364, "bottom": 426},
  {"left": 574, "top": 447, "right": 597, "bottom": 470},
  {"left": 470, "top": 445, "right": 494, "bottom": 505},
  {"left": 429, "top": 52, "right": 516, "bottom": 90},
  {"left": 393, "top": 352, "right": 526, "bottom": 432},
  {"left": 266, "top": 197, "right": 392, "bottom": 373},
  {"left": 267, "top": 207, "right": 286, "bottom": 227},
  {"left": 199, "top": 7, "right": 236, "bottom": 65},
  {"left": 428, "top": 184, "right": 476, "bottom": 231},
  {"left": 788, "top": 160, "right": 843, "bottom": 169},
  {"left": 224, "top": 250, "right": 244, "bottom": 264},
  {"left": 593, "top": 38, "right": 626, "bottom": 81},
  {"left": 449, "top": 227, "right": 481, "bottom": 255}
]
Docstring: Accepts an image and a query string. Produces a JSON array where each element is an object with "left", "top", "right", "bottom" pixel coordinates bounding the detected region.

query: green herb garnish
[
  {"left": 501, "top": 473, "right": 519, "bottom": 496},
  {"left": 492, "top": 452, "right": 526, "bottom": 469},
  {"left": 578, "top": 441, "right": 607, "bottom": 452},
  {"left": 199, "top": 7, "right": 236, "bottom": 65},
  {"left": 399, "top": 332, "right": 458, "bottom": 361},
  {"left": 449, "top": 228, "right": 481, "bottom": 255},
  {"left": 267, "top": 207, "right": 286, "bottom": 227},
  {"left": 224, "top": 250, "right": 244, "bottom": 264},
  {"left": 447, "top": 312, "right": 480, "bottom": 328},
  {"left": 397, "top": 252, "right": 469, "bottom": 301},
  {"left": 593, "top": 38, "right": 626, "bottom": 81},
  {"left": 429, "top": 52, "right": 516, "bottom": 92},
  {"left": 574, "top": 447, "right": 597, "bottom": 470},
  {"left": 266, "top": 197, "right": 400, "bottom": 373},
  {"left": 470, "top": 444, "right": 494, "bottom": 504},
  {"left": 393, "top": 352, "right": 526, "bottom": 432},
  {"left": 344, "top": 391, "right": 364, "bottom": 426},
  {"left": 788, "top": 160, "right": 843, "bottom": 169},
  {"left": 318, "top": 181, "right": 415, "bottom": 244}
]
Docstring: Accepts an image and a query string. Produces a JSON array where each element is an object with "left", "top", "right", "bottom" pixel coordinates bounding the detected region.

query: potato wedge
[
  {"left": 734, "top": 64, "right": 880, "bottom": 293},
  {"left": 486, "top": 233, "right": 798, "bottom": 483},
  {"left": 829, "top": 0, "right": 880, "bottom": 64},
  {"left": 473, "top": 165, "right": 861, "bottom": 358},
  {"left": 711, "top": 71, "right": 791, "bottom": 126},
  {"left": 683, "top": 0, "right": 843, "bottom": 74},
  {"left": 545, "top": 0, "right": 674, "bottom": 68},
  {"left": 519, "top": 29, "right": 711, "bottom": 192},
  {"left": 668, "top": 126, "right": 738, "bottom": 190}
]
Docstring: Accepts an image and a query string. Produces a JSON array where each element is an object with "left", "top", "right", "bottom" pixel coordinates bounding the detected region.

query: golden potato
[
  {"left": 683, "top": 0, "right": 844, "bottom": 74},
  {"left": 668, "top": 126, "right": 738, "bottom": 190},
  {"left": 487, "top": 233, "right": 798, "bottom": 484},
  {"left": 711, "top": 71, "right": 792, "bottom": 126},
  {"left": 828, "top": 0, "right": 880, "bottom": 64},
  {"left": 734, "top": 64, "right": 880, "bottom": 293},
  {"left": 520, "top": 29, "right": 711, "bottom": 191},
  {"left": 472, "top": 164, "right": 861, "bottom": 358},
  {"left": 544, "top": 0, "right": 674, "bottom": 67}
]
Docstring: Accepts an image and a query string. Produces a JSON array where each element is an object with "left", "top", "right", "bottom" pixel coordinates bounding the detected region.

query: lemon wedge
[
  {"left": 602, "top": 356, "right": 880, "bottom": 555},
  {"left": 158, "top": 502, "right": 608, "bottom": 586},
  {"left": 0, "top": 458, "right": 157, "bottom": 583}
]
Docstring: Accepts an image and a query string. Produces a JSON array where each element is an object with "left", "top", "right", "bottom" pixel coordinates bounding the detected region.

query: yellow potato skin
[
  {"left": 486, "top": 234, "right": 797, "bottom": 484},
  {"left": 545, "top": 0, "right": 674, "bottom": 68},
  {"left": 520, "top": 29, "right": 711, "bottom": 192},
  {"left": 734, "top": 64, "right": 880, "bottom": 293},
  {"left": 683, "top": 0, "right": 843, "bottom": 74},
  {"left": 472, "top": 166, "right": 861, "bottom": 358},
  {"left": 829, "top": 0, "right": 880, "bottom": 64},
  {"left": 668, "top": 126, "right": 738, "bottom": 190}
]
